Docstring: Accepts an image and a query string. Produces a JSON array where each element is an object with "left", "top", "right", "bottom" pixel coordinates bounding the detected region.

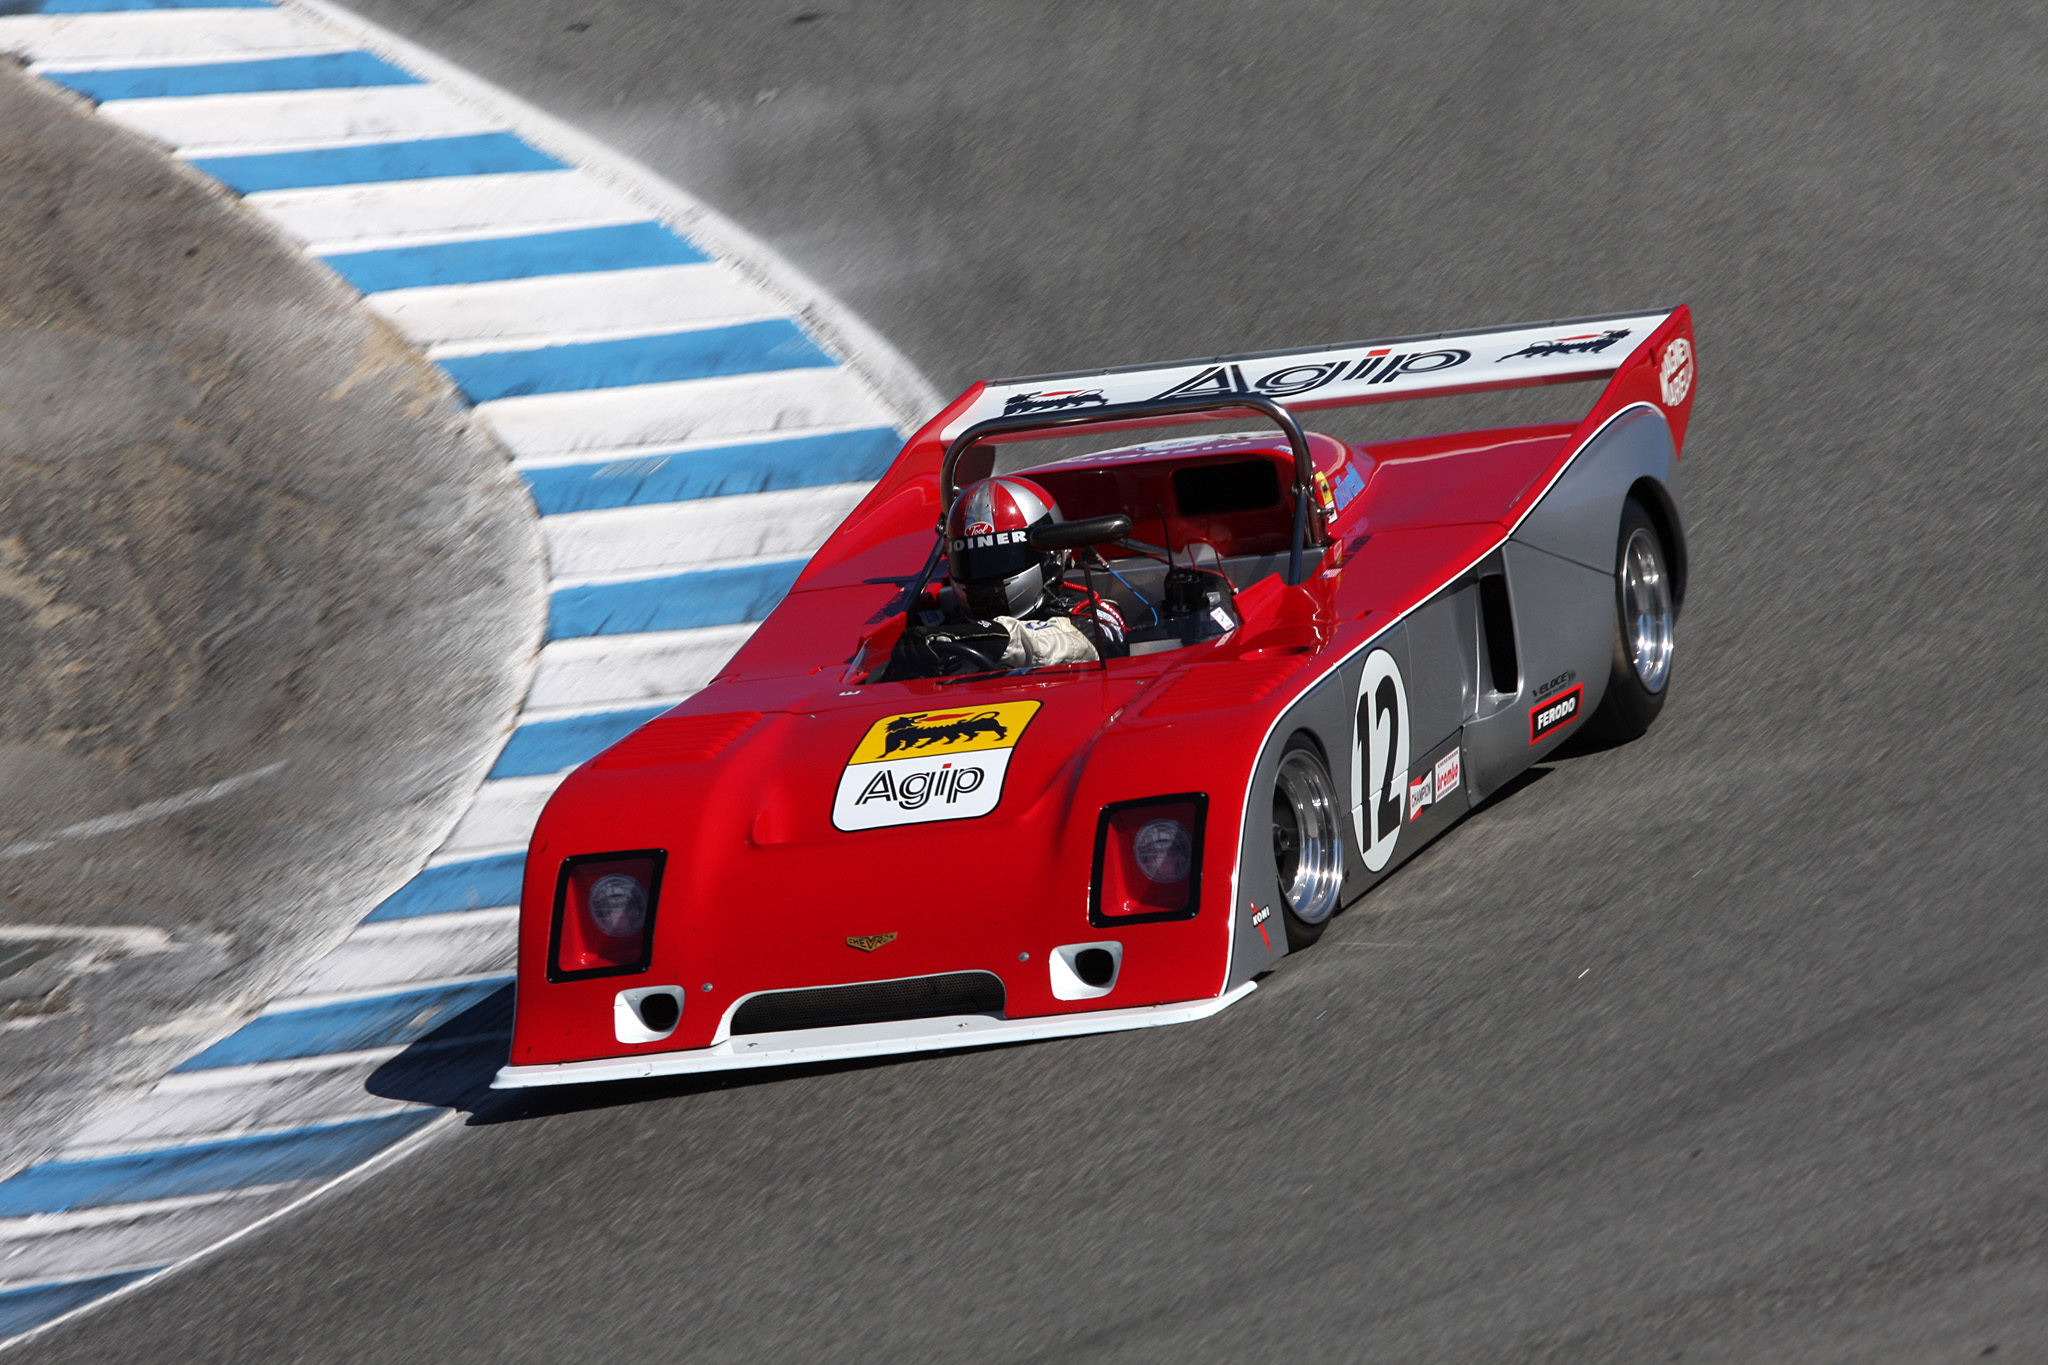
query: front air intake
[{"left": 730, "top": 972, "right": 1005, "bottom": 1036}]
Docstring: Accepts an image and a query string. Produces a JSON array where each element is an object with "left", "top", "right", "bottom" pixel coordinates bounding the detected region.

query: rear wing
[
  {"left": 938, "top": 308, "right": 1681, "bottom": 439},
  {"left": 795, "top": 306, "right": 1693, "bottom": 593}
]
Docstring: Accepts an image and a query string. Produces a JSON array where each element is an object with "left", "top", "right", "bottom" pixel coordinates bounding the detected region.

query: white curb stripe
[
  {"left": 99, "top": 83, "right": 496, "bottom": 154},
  {"left": 368, "top": 263, "right": 777, "bottom": 352},
  {"left": 250, "top": 169, "right": 645, "bottom": 251}
]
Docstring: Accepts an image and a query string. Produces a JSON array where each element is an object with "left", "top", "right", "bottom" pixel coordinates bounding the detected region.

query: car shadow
[
  {"left": 362, "top": 983, "right": 1021, "bottom": 1126},
  {"left": 363, "top": 984, "right": 513, "bottom": 1118}
]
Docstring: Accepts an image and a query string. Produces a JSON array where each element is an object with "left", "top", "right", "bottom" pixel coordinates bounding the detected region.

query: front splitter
[{"left": 492, "top": 982, "right": 1257, "bottom": 1087}]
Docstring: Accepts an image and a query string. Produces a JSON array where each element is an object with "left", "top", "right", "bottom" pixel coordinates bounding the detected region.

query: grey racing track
[{"left": 26, "top": 4, "right": 2048, "bottom": 1361}]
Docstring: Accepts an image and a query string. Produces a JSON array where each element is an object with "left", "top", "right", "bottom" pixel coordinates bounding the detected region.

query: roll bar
[{"left": 938, "top": 392, "right": 1322, "bottom": 584}]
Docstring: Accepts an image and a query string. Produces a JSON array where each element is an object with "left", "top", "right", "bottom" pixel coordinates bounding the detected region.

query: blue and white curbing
[{"left": 0, "top": 0, "right": 939, "bottom": 1344}]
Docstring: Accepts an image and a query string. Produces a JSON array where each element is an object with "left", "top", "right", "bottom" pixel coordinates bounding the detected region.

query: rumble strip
[{"left": 0, "top": 0, "right": 935, "bottom": 1343}]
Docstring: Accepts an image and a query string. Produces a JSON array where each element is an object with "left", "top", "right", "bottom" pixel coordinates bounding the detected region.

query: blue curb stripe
[
  {"left": 0, "top": 1269, "right": 162, "bottom": 1337},
  {"left": 443, "top": 320, "right": 831, "bottom": 403},
  {"left": 172, "top": 978, "right": 514, "bottom": 1072},
  {"left": 43, "top": 52, "right": 419, "bottom": 102},
  {"left": 1, "top": 0, "right": 265, "bottom": 11},
  {"left": 192, "top": 133, "right": 564, "bottom": 193},
  {"left": 0, "top": 1113, "right": 437, "bottom": 1218},
  {"left": 488, "top": 705, "right": 670, "bottom": 779},
  {"left": 320, "top": 220, "right": 707, "bottom": 294},
  {"left": 522, "top": 427, "right": 900, "bottom": 514},
  {"left": 548, "top": 558, "right": 805, "bottom": 640},
  {"left": 364, "top": 853, "right": 526, "bottom": 923}
]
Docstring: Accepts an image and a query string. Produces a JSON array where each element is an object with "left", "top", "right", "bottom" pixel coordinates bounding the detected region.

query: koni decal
[
  {"left": 1529, "top": 685, "right": 1583, "bottom": 743},
  {"left": 1660, "top": 338, "right": 1695, "bottom": 406},
  {"left": 833, "top": 701, "right": 1041, "bottom": 830}
]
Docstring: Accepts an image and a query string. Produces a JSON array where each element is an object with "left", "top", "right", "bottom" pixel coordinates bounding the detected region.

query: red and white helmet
[{"left": 946, "top": 476, "right": 1063, "bottom": 617}]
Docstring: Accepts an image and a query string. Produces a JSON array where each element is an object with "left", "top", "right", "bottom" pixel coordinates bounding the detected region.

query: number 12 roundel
[{"left": 1352, "top": 649, "right": 1410, "bottom": 872}]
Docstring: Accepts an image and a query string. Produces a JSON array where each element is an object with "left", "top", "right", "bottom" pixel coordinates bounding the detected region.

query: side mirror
[{"left": 1029, "top": 514, "right": 1133, "bottom": 551}]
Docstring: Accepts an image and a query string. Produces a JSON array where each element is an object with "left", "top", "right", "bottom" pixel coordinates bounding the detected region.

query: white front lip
[{"left": 490, "top": 982, "right": 1255, "bottom": 1087}]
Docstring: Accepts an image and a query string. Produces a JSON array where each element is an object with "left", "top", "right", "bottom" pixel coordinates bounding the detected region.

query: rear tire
[
  {"left": 1270, "top": 735, "right": 1345, "bottom": 950},
  {"left": 1585, "top": 498, "right": 1676, "bottom": 744}
]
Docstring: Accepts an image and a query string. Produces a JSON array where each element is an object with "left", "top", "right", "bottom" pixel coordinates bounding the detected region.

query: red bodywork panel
[{"left": 509, "top": 309, "right": 1695, "bottom": 1069}]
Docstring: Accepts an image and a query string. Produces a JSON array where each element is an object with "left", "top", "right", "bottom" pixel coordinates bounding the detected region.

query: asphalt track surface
[{"left": 26, "top": 3, "right": 2048, "bottom": 1361}]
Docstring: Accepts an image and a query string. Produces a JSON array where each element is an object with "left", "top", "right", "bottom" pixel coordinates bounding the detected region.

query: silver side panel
[{"left": 1512, "top": 404, "right": 1681, "bottom": 573}]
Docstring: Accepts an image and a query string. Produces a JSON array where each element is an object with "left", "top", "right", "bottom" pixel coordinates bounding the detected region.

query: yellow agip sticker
[{"left": 834, "top": 701, "right": 1041, "bottom": 830}]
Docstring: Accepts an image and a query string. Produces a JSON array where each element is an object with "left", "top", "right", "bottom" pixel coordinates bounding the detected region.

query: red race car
[{"left": 494, "top": 307, "right": 1697, "bottom": 1087}]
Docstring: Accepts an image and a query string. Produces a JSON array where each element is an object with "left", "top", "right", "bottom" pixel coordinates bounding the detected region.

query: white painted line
[
  {"left": 541, "top": 482, "right": 870, "bottom": 580},
  {"left": 524, "top": 623, "right": 757, "bottom": 717},
  {"left": 505, "top": 420, "right": 888, "bottom": 473},
  {"left": 341, "top": 905, "right": 517, "bottom": 940},
  {"left": 57, "top": 1047, "right": 482, "bottom": 1155},
  {"left": 246, "top": 169, "right": 643, "bottom": 252},
  {"left": 544, "top": 547, "right": 814, "bottom": 593},
  {"left": 282, "top": 913, "right": 516, "bottom": 999},
  {"left": 56, "top": 1095, "right": 427, "bottom": 1163},
  {"left": 365, "top": 262, "right": 780, "bottom": 352},
  {"left": 438, "top": 773, "right": 568, "bottom": 859},
  {"left": 261, "top": 969, "right": 510, "bottom": 1016},
  {"left": 0, "top": 10, "right": 336, "bottom": 66},
  {"left": 97, "top": 85, "right": 498, "bottom": 157},
  {"left": 0, "top": 761, "right": 286, "bottom": 861},
  {"left": 0, "top": 1188, "right": 304, "bottom": 1289},
  {"left": 477, "top": 367, "right": 893, "bottom": 461}
]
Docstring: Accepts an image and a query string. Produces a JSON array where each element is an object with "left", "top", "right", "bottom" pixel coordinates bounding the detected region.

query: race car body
[{"left": 494, "top": 307, "right": 1697, "bottom": 1087}]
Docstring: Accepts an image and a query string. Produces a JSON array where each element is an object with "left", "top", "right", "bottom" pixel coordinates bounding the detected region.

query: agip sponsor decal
[
  {"left": 832, "top": 702, "right": 1041, "bottom": 830},
  {"left": 1529, "top": 684, "right": 1583, "bottom": 743}
]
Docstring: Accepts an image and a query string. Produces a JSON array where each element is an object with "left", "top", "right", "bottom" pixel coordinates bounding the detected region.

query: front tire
[
  {"left": 1585, "top": 498, "right": 1676, "bottom": 743},
  {"left": 1271, "top": 735, "right": 1345, "bottom": 949}
]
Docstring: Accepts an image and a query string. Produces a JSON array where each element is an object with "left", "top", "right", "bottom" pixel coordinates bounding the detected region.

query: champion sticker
[
  {"left": 1434, "top": 748, "right": 1461, "bottom": 800},
  {"left": 832, "top": 701, "right": 1040, "bottom": 830},
  {"left": 1529, "top": 685, "right": 1583, "bottom": 743},
  {"left": 1407, "top": 769, "right": 1433, "bottom": 822}
]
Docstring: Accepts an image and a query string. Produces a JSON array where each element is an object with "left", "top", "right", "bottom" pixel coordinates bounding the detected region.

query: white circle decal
[
  {"left": 1659, "top": 338, "right": 1695, "bottom": 407},
  {"left": 1352, "top": 649, "right": 1410, "bottom": 873}
]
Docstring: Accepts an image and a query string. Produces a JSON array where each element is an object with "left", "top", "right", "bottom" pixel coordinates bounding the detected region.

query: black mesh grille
[{"left": 730, "top": 972, "right": 1006, "bottom": 1036}]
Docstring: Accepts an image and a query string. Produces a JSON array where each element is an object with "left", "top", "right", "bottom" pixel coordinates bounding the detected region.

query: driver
[{"left": 888, "top": 475, "right": 1128, "bottom": 679}]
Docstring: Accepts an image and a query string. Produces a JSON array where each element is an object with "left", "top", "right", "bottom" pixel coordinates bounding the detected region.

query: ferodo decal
[
  {"left": 833, "top": 701, "right": 1041, "bottom": 830},
  {"left": 1351, "top": 649, "right": 1410, "bottom": 872},
  {"left": 1529, "top": 684, "right": 1583, "bottom": 744},
  {"left": 1660, "top": 337, "right": 1695, "bottom": 406}
]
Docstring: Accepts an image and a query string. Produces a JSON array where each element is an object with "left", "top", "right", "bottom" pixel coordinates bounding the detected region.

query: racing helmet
[{"left": 946, "top": 475, "right": 1063, "bottom": 617}]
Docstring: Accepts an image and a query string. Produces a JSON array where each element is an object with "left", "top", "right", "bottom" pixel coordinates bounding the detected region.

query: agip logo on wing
[{"left": 831, "top": 702, "right": 1042, "bottom": 831}]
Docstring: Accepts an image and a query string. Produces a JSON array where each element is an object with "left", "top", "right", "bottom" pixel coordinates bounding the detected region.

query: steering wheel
[{"left": 931, "top": 636, "right": 1004, "bottom": 675}]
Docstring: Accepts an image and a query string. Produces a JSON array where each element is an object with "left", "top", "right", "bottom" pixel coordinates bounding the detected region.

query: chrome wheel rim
[
  {"left": 1272, "top": 749, "right": 1344, "bottom": 925},
  {"left": 1622, "top": 526, "right": 1674, "bottom": 692}
]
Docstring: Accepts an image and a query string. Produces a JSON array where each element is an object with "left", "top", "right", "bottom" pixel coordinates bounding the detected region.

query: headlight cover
[
  {"left": 1091, "top": 795, "right": 1206, "bottom": 926},
  {"left": 549, "top": 850, "right": 666, "bottom": 981}
]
